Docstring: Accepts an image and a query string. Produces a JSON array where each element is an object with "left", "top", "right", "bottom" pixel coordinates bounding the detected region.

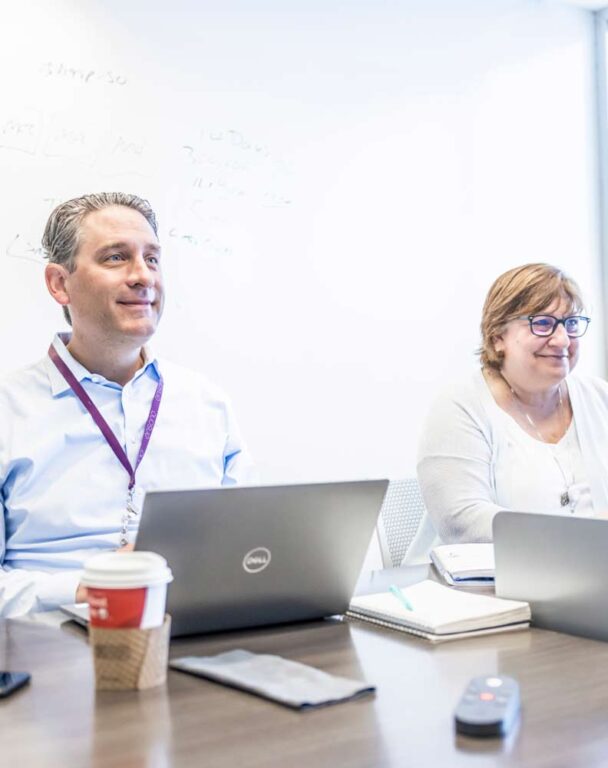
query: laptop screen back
[
  {"left": 135, "top": 480, "right": 388, "bottom": 636},
  {"left": 494, "top": 511, "right": 608, "bottom": 642}
]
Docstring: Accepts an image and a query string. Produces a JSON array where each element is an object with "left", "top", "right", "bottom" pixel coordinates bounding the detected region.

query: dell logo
[{"left": 242, "top": 547, "right": 271, "bottom": 573}]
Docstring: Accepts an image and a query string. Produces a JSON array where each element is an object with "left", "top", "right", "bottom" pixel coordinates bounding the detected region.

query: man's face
[{"left": 63, "top": 205, "right": 164, "bottom": 345}]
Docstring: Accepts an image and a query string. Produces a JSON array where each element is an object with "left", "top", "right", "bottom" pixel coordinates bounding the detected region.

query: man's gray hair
[{"left": 42, "top": 192, "right": 159, "bottom": 324}]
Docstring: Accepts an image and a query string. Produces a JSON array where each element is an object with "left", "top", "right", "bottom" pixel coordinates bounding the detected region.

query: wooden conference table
[{"left": 2, "top": 566, "right": 608, "bottom": 768}]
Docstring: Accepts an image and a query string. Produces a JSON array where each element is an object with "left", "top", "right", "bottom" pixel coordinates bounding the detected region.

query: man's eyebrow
[{"left": 95, "top": 242, "right": 161, "bottom": 256}]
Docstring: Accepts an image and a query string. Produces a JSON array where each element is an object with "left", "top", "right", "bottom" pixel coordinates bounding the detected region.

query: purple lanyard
[{"left": 48, "top": 345, "right": 163, "bottom": 490}]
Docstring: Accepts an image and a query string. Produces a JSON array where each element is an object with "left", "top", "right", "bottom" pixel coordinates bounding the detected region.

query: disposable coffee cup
[
  {"left": 83, "top": 552, "right": 173, "bottom": 691},
  {"left": 82, "top": 551, "right": 173, "bottom": 629}
]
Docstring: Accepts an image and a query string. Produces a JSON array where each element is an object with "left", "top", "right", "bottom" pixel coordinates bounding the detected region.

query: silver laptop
[
  {"left": 494, "top": 511, "right": 608, "bottom": 642},
  {"left": 121, "top": 479, "right": 387, "bottom": 637}
]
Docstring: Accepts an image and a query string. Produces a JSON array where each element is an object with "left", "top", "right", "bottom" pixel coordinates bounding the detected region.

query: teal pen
[{"left": 389, "top": 584, "right": 414, "bottom": 612}]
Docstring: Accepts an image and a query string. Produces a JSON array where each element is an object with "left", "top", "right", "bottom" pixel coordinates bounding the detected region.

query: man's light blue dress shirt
[{"left": 0, "top": 333, "right": 255, "bottom": 616}]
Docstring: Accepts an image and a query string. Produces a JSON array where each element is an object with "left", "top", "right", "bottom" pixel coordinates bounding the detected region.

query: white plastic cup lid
[{"left": 81, "top": 551, "right": 173, "bottom": 589}]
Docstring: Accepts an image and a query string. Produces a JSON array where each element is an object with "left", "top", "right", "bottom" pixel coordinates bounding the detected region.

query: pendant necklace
[{"left": 504, "top": 377, "right": 575, "bottom": 510}]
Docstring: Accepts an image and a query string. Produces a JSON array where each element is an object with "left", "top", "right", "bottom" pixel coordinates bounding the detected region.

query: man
[{"left": 0, "top": 192, "right": 255, "bottom": 616}]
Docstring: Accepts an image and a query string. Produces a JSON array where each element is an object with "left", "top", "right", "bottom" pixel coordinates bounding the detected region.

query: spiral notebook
[{"left": 347, "top": 580, "right": 530, "bottom": 643}]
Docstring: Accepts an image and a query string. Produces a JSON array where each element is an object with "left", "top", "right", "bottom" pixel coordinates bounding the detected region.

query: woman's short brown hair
[{"left": 479, "top": 263, "right": 585, "bottom": 371}]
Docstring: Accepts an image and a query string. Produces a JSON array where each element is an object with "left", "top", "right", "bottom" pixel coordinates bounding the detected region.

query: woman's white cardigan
[{"left": 403, "top": 369, "right": 608, "bottom": 564}]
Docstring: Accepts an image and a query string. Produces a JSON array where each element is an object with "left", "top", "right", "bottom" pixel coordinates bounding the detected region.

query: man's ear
[{"left": 45, "top": 263, "right": 71, "bottom": 308}]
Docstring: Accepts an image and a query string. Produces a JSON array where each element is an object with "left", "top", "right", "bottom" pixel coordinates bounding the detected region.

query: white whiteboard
[{"left": 0, "top": 0, "right": 602, "bottom": 483}]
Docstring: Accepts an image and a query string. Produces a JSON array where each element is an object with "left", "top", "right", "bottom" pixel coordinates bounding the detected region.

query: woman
[{"left": 405, "top": 263, "right": 608, "bottom": 563}]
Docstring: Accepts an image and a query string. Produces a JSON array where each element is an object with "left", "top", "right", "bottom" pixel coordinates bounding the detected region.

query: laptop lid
[
  {"left": 494, "top": 511, "right": 608, "bottom": 642},
  {"left": 135, "top": 480, "right": 388, "bottom": 637}
]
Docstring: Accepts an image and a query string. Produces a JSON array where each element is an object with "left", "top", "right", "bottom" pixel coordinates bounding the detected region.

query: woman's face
[{"left": 494, "top": 299, "right": 581, "bottom": 391}]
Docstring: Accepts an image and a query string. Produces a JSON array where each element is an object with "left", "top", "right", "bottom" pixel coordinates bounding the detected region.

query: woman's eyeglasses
[{"left": 522, "top": 314, "right": 591, "bottom": 338}]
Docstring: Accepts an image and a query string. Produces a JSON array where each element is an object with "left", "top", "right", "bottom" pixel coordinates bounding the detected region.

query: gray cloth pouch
[{"left": 170, "top": 649, "right": 376, "bottom": 710}]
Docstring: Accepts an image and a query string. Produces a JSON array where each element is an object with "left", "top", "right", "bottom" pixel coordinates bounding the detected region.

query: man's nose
[{"left": 127, "top": 255, "right": 154, "bottom": 287}]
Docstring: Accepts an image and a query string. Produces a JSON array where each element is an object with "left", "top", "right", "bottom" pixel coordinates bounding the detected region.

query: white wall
[{"left": 0, "top": 0, "right": 602, "bottom": 486}]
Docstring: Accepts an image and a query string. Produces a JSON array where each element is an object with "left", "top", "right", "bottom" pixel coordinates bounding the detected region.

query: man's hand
[
  {"left": 74, "top": 544, "right": 134, "bottom": 602},
  {"left": 75, "top": 584, "right": 87, "bottom": 603}
]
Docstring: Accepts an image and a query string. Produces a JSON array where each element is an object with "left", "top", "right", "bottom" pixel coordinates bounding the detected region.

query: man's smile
[{"left": 117, "top": 298, "right": 155, "bottom": 307}]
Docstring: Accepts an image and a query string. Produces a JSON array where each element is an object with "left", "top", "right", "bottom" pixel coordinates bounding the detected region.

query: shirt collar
[
  {"left": 45, "top": 332, "right": 161, "bottom": 396},
  {"left": 140, "top": 344, "right": 161, "bottom": 379}
]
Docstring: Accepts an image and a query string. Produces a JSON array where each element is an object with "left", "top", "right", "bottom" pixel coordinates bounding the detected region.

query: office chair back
[{"left": 376, "top": 478, "right": 426, "bottom": 568}]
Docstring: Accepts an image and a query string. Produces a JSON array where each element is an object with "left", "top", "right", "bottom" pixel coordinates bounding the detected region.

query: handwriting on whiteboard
[
  {"left": 0, "top": 112, "right": 292, "bottom": 204},
  {"left": 5, "top": 235, "right": 45, "bottom": 264},
  {"left": 40, "top": 61, "right": 127, "bottom": 86},
  {"left": 1, "top": 58, "right": 294, "bottom": 261},
  {"left": 0, "top": 108, "right": 41, "bottom": 155}
]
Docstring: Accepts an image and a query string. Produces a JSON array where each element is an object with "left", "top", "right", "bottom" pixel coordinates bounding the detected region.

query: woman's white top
[
  {"left": 404, "top": 369, "right": 608, "bottom": 564},
  {"left": 493, "top": 408, "right": 591, "bottom": 517}
]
